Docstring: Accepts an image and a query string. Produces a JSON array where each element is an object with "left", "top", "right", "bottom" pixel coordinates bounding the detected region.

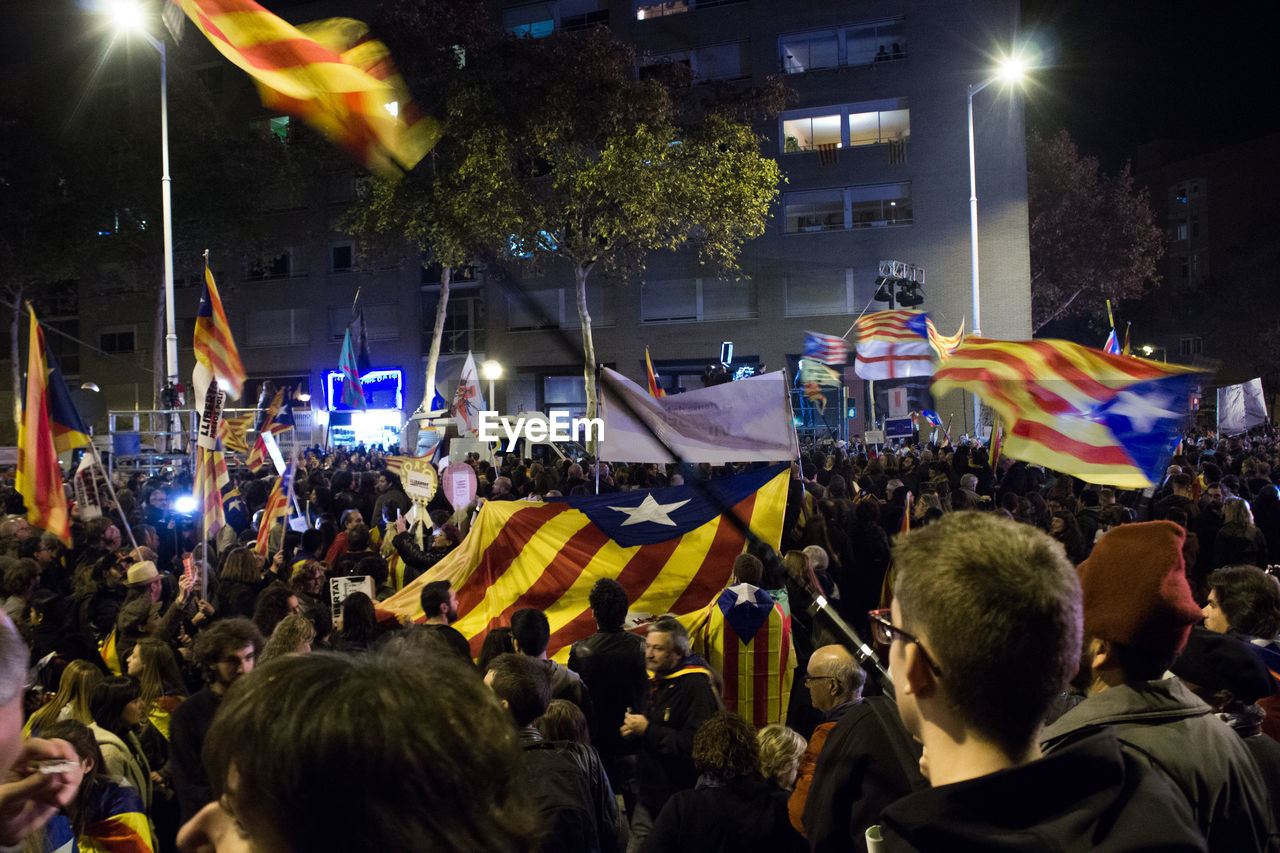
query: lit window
[
  {"left": 782, "top": 115, "right": 841, "bottom": 152},
  {"left": 636, "top": 0, "right": 689, "bottom": 20}
]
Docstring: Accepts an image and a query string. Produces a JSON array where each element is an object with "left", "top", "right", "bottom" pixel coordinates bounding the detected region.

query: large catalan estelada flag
[
  {"left": 17, "top": 307, "right": 82, "bottom": 543},
  {"left": 170, "top": 0, "right": 440, "bottom": 178},
  {"left": 932, "top": 337, "right": 1204, "bottom": 488},
  {"left": 192, "top": 263, "right": 246, "bottom": 414},
  {"left": 377, "top": 464, "right": 790, "bottom": 660},
  {"left": 687, "top": 584, "right": 792, "bottom": 728}
]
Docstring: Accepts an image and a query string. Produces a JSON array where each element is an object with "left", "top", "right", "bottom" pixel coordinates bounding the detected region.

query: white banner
[
  {"left": 1217, "top": 378, "right": 1268, "bottom": 435},
  {"left": 598, "top": 368, "right": 799, "bottom": 464}
]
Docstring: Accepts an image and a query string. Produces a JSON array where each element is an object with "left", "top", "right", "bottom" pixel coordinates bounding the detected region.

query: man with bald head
[{"left": 796, "top": 645, "right": 926, "bottom": 852}]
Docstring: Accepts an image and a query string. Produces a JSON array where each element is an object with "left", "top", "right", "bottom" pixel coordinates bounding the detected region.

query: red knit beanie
[{"left": 1077, "top": 521, "right": 1202, "bottom": 653}]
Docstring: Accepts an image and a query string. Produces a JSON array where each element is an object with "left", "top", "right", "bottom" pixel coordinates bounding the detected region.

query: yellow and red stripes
[
  {"left": 16, "top": 309, "right": 71, "bottom": 543},
  {"left": 377, "top": 469, "right": 789, "bottom": 661}
]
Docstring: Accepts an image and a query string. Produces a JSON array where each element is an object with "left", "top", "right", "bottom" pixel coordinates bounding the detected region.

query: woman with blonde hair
[
  {"left": 259, "top": 611, "right": 317, "bottom": 665},
  {"left": 757, "top": 724, "right": 807, "bottom": 792},
  {"left": 24, "top": 660, "right": 103, "bottom": 737}
]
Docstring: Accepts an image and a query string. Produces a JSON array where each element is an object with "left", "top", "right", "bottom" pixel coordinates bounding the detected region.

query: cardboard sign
[
  {"left": 442, "top": 462, "right": 477, "bottom": 509},
  {"left": 863, "top": 429, "right": 885, "bottom": 445},
  {"left": 401, "top": 459, "right": 439, "bottom": 501},
  {"left": 330, "top": 575, "right": 375, "bottom": 624}
]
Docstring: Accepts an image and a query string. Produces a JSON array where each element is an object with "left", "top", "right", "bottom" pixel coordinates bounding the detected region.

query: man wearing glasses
[
  {"left": 873, "top": 511, "right": 1205, "bottom": 850},
  {"left": 791, "top": 645, "right": 924, "bottom": 852}
]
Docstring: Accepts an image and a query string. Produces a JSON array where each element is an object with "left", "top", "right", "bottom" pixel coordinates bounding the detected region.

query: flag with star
[
  {"left": 374, "top": 463, "right": 790, "bottom": 660},
  {"left": 932, "top": 337, "right": 1204, "bottom": 488},
  {"left": 687, "top": 583, "right": 792, "bottom": 728}
]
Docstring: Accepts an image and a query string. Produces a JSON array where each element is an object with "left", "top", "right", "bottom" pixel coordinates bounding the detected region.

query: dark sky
[
  {"left": 7, "top": 1, "right": 1277, "bottom": 173},
  {"left": 1019, "top": 0, "right": 1280, "bottom": 170}
]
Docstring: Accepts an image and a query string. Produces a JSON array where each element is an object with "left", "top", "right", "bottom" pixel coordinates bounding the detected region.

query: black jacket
[
  {"left": 803, "top": 696, "right": 927, "bottom": 853},
  {"left": 569, "top": 629, "right": 648, "bottom": 760},
  {"left": 646, "top": 775, "right": 804, "bottom": 853},
  {"left": 517, "top": 728, "right": 621, "bottom": 853},
  {"left": 881, "top": 731, "right": 1206, "bottom": 852},
  {"left": 635, "top": 658, "right": 720, "bottom": 812}
]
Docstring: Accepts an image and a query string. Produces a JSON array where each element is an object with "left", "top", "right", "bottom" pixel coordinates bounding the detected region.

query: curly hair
[
  {"left": 692, "top": 712, "right": 759, "bottom": 783},
  {"left": 259, "top": 612, "right": 316, "bottom": 666}
]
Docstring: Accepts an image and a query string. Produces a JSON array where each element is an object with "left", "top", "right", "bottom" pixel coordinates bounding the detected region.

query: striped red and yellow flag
[
  {"left": 219, "top": 411, "right": 254, "bottom": 454},
  {"left": 688, "top": 587, "right": 792, "bottom": 728},
  {"left": 377, "top": 464, "right": 790, "bottom": 661},
  {"left": 194, "top": 442, "right": 230, "bottom": 536},
  {"left": 193, "top": 264, "right": 246, "bottom": 402},
  {"left": 16, "top": 307, "right": 71, "bottom": 543},
  {"left": 171, "top": 0, "right": 441, "bottom": 178},
  {"left": 645, "top": 347, "right": 666, "bottom": 398},
  {"left": 932, "top": 337, "right": 1203, "bottom": 489},
  {"left": 255, "top": 464, "right": 292, "bottom": 556}
]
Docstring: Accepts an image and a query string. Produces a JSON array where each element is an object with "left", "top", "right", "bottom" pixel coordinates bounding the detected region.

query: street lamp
[
  {"left": 1140, "top": 344, "right": 1167, "bottom": 363},
  {"left": 967, "top": 55, "right": 1027, "bottom": 339},
  {"left": 105, "top": 0, "right": 178, "bottom": 408},
  {"left": 481, "top": 360, "right": 503, "bottom": 413},
  {"left": 966, "top": 53, "right": 1028, "bottom": 432}
]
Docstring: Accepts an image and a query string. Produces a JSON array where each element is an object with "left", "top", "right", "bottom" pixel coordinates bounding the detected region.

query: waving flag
[
  {"left": 645, "top": 347, "right": 666, "bottom": 398},
  {"left": 255, "top": 462, "right": 294, "bottom": 556},
  {"left": 339, "top": 328, "right": 367, "bottom": 411},
  {"left": 932, "top": 338, "right": 1204, "bottom": 488},
  {"left": 193, "top": 264, "right": 246, "bottom": 414},
  {"left": 920, "top": 409, "right": 943, "bottom": 427},
  {"left": 376, "top": 464, "right": 790, "bottom": 660},
  {"left": 16, "top": 308, "right": 71, "bottom": 542},
  {"left": 452, "top": 352, "right": 486, "bottom": 438},
  {"left": 247, "top": 391, "right": 294, "bottom": 473},
  {"left": 853, "top": 310, "right": 961, "bottom": 380},
  {"left": 194, "top": 441, "right": 230, "bottom": 536},
  {"left": 170, "top": 0, "right": 440, "bottom": 178},
  {"left": 219, "top": 412, "right": 254, "bottom": 454},
  {"left": 1104, "top": 328, "right": 1121, "bottom": 355},
  {"left": 803, "top": 331, "right": 848, "bottom": 365}
]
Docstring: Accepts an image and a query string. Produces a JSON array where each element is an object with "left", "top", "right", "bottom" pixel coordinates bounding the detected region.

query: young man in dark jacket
[
  {"left": 878, "top": 512, "right": 1207, "bottom": 851},
  {"left": 486, "top": 653, "right": 620, "bottom": 853}
]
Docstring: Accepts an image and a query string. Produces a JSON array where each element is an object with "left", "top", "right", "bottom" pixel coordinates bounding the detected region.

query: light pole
[
  {"left": 966, "top": 55, "right": 1027, "bottom": 433},
  {"left": 107, "top": 1, "right": 179, "bottom": 406},
  {"left": 481, "top": 360, "right": 503, "bottom": 413}
]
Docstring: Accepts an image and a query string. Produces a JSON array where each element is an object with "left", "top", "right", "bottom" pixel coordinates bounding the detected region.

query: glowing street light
[{"left": 481, "top": 360, "right": 503, "bottom": 412}]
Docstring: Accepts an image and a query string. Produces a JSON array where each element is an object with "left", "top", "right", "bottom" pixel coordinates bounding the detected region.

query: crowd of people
[{"left": 0, "top": 427, "right": 1275, "bottom": 851}]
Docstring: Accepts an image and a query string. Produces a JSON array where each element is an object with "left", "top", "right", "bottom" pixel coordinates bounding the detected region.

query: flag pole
[{"left": 87, "top": 443, "right": 140, "bottom": 554}]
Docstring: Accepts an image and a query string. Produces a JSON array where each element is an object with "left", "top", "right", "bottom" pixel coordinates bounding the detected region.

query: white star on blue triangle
[{"left": 1091, "top": 374, "right": 1198, "bottom": 481}]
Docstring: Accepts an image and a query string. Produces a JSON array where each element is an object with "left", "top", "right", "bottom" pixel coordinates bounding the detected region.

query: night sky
[
  {"left": 1019, "top": 0, "right": 1280, "bottom": 170},
  {"left": 7, "top": 2, "right": 1278, "bottom": 176}
]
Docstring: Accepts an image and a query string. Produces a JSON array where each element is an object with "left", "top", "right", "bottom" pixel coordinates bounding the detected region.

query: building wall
[{"left": 486, "top": 0, "right": 1030, "bottom": 435}]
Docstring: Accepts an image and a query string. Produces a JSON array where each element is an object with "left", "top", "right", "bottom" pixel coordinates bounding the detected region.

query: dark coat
[
  {"left": 645, "top": 775, "right": 804, "bottom": 853},
  {"left": 517, "top": 729, "right": 621, "bottom": 853},
  {"left": 881, "top": 731, "right": 1205, "bottom": 851},
  {"left": 167, "top": 685, "right": 222, "bottom": 824},
  {"left": 569, "top": 628, "right": 648, "bottom": 761},
  {"left": 635, "top": 658, "right": 720, "bottom": 813},
  {"left": 1041, "top": 678, "right": 1276, "bottom": 852},
  {"left": 802, "top": 696, "right": 927, "bottom": 853}
]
